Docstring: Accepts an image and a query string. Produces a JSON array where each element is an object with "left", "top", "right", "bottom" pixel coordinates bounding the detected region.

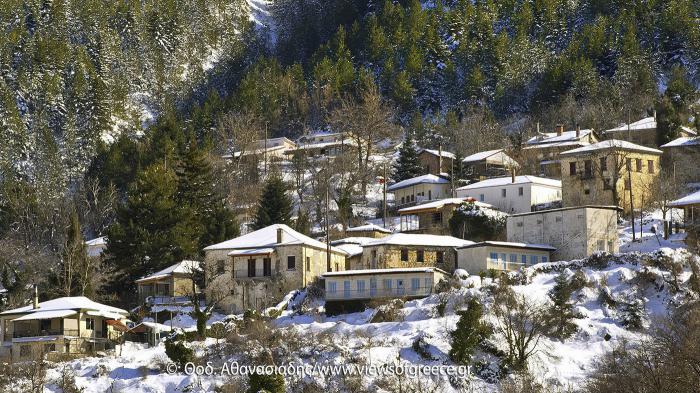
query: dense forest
[{"left": 1, "top": 0, "right": 699, "bottom": 308}]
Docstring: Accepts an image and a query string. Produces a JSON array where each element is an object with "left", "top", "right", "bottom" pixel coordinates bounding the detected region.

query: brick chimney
[
  {"left": 556, "top": 125, "right": 564, "bottom": 136},
  {"left": 276, "top": 227, "right": 284, "bottom": 244}
]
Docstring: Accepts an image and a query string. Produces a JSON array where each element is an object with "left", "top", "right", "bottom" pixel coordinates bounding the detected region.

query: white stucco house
[{"left": 455, "top": 175, "right": 562, "bottom": 214}]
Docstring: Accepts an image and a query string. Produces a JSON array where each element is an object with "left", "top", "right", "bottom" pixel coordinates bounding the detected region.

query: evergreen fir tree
[
  {"left": 251, "top": 174, "right": 293, "bottom": 230},
  {"left": 546, "top": 273, "right": 579, "bottom": 339},
  {"left": 449, "top": 298, "right": 491, "bottom": 365},
  {"left": 392, "top": 132, "right": 423, "bottom": 182},
  {"left": 248, "top": 372, "right": 285, "bottom": 393},
  {"left": 621, "top": 298, "right": 646, "bottom": 330}
]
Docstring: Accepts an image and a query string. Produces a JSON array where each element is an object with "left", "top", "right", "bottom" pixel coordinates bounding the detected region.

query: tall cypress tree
[
  {"left": 251, "top": 174, "right": 293, "bottom": 230},
  {"left": 449, "top": 298, "right": 491, "bottom": 365},
  {"left": 392, "top": 132, "right": 423, "bottom": 182}
]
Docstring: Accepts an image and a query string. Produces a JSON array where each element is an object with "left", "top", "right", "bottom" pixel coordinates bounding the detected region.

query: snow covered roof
[
  {"left": 364, "top": 233, "right": 473, "bottom": 248},
  {"left": 333, "top": 243, "right": 364, "bottom": 257},
  {"left": 397, "top": 197, "right": 494, "bottom": 214},
  {"left": 0, "top": 296, "right": 128, "bottom": 316},
  {"left": 331, "top": 237, "right": 376, "bottom": 246},
  {"left": 668, "top": 190, "right": 700, "bottom": 207},
  {"left": 12, "top": 309, "right": 78, "bottom": 321},
  {"left": 203, "top": 224, "right": 346, "bottom": 255},
  {"left": 508, "top": 205, "right": 621, "bottom": 217},
  {"left": 461, "top": 149, "right": 518, "bottom": 166},
  {"left": 346, "top": 223, "right": 391, "bottom": 233},
  {"left": 419, "top": 148, "right": 456, "bottom": 159},
  {"left": 681, "top": 126, "right": 698, "bottom": 136},
  {"left": 456, "top": 176, "right": 561, "bottom": 191},
  {"left": 387, "top": 174, "right": 450, "bottom": 191},
  {"left": 660, "top": 136, "right": 700, "bottom": 148},
  {"left": 526, "top": 129, "right": 594, "bottom": 145},
  {"left": 227, "top": 248, "right": 275, "bottom": 256},
  {"left": 457, "top": 241, "right": 556, "bottom": 251},
  {"left": 605, "top": 117, "right": 656, "bottom": 132},
  {"left": 135, "top": 260, "right": 201, "bottom": 283},
  {"left": 560, "top": 140, "right": 662, "bottom": 156},
  {"left": 322, "top": 267, "right": 449, "bottom": 278},
  {"left": 85, "top": 237, "right": 106, "bottom": 246}
]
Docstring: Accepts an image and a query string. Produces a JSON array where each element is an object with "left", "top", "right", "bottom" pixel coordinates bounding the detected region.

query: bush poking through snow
[
  {"left": 435, "top": 292, "right": 448, "bottom": 317},
  {"left": 247, "top": 372, "right": 285, "bottom": 393},
  {"left": 449, "top": 298, "right": 491, "bottom": 365},
  {"left": 619, "top": 298, "right": 646, "bottom": 330},
  {"left": 165, "top": 332, "right": 194, "bottom": 369},
  {"left": 499, "top": 370, "right": 544, "bottom": 393},
  {"left": 545, "top": 272, "right": 582, "bottom": 339},
  {"left": 412, "top": 332, "right": 436, "bottom": 361},
  {"left": 55, "top": 364, "right": 84, "bottom": 393},
  {"left": 369, "top": 299, "right": 404, "bottom": 323}
]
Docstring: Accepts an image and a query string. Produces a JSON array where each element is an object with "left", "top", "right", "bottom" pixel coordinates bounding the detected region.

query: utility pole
[
  {"left": 627, "top": 108, "right": 631, "bottom": 142},
  {"left": 325, "top": 158, "right": 331, "bottom": 272},
  {"left": 383, "top": 162, "right": 388, "bottom": 228},
  {"left": 628, "top": 161, "right": 636, "bottom": 242},
  {"left": 264, "top": 122, "right": 268, "bottom": 178}
]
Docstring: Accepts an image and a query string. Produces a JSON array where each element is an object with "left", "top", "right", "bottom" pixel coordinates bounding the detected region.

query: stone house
[
  {"left": 455, "top": 175, "right": 562, "bottom": 214},
  {"left": 417, "top": 148, "right": 455, "bottom": 175},
  {"left": 288, "top": 132, "right": 356, "bottom": 158},
  {"left": 669, "top": 190, "right": 700, "bottom": 250},
  {"left": 523, "top": 125, "right": 599, "bottom": 178},
  {"left": 461, "top": 149, "right": 520, "bottom": 182},
  {"left": 559, "top": 140, "right": 662, "bottom": 214},
  {"left": 456, "top": 241, "right": 555, "bottom": 273},
  {"left": 356, "top": 233, "right": 473, "bottom": 273},
  {"left": 224, "top": 137, "right": 297, "bottom": 161},
  {"left": 0, "top": 295, "right": 129, "bottom": 362},
  {"left": 506, "top": 206, "right": 620, "bottom": 261},
  {"left": 660, "top": 136, "right": 700, "bottom": 183},
  {"left": 397, "top": 197, "right": 498, "bottom": 235},
  {"left": 604, "top": 116, "right": 697, "bottom": 148},
  {"left": 135, "top": 260, "right": 200, "bottom": 306},
  {"left": 203, "top": 224, "right": 347, "bottom": 313},
  {"left": 344, "top": 223, "right": 391, "bottom": 238},
  {"left": 388, "top": 174, "right": 452, "bottom": 208}
]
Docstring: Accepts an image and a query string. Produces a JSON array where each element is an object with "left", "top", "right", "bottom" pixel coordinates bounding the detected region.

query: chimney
[
  {"left": 276, "top": 227, "right": 284, "bottom": 244},
  {"left": 653, "top": 110, "right": 657, "bottom": 122},
  {"left": 511, "top": 169, "right": 516, "bottom": 183},
  {"left": 33, "top": 285, "right": 39, "bottom": 309},
  {"left": 438, "top": 144, "right": 443, "bottom": 174},
  {"left": 556, "top": 125, "right": 564, "bottom": 136},
  {"left": 576, "top": 123, "right": 581, "bottom": 138}
]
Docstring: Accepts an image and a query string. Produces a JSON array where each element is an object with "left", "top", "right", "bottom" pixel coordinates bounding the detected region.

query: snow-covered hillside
[{"left": 31, "top": 248, "right": 698, "bottom": 393}]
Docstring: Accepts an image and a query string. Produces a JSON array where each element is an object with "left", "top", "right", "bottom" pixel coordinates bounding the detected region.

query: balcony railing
[
  {"left": 325, "top": 286, "right": 434, "bottom": 301},
  {"left": 13, "top": 329, "right": 80, "bottom": 338},
  {"left": 232, "top": 268, "right": 274, "bottom": 279},
  {"left": 486, "top": 260, "right": 527, "bottom": 271}
]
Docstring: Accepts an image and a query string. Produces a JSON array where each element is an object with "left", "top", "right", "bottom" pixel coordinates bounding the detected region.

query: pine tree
[
  {"left": 621, "top": 298, "right": 646, "bottom": 330},
  {"left": 251, "top": 174, "right": 293, "bottom": 230},
  {"left": 392, "top": 132, "right": 423, "bottom": 182},
  {"left": 546, "top": 273, "right": 579, "bottom": 339},
  {"left": 449, "top": 298, "right": 491, "bottom": 365}
]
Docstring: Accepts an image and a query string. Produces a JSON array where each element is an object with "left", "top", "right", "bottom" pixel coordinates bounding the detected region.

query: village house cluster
[{"left": 1, "top": 117, "right": 698, "bottom": 362}]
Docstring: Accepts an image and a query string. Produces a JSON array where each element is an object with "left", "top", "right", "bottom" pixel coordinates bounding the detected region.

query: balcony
[
  {"left": 325, "top": 286, "right": 434, "bottom": 301},
  {"left": 486, "top": 260, "right": 526, "bottom": 272},
  {"left": 232, "top": 268, "right": 274, "bottom": 279},
  {"left": 13, "top": 329, "right": 80, "bottom": 339}
]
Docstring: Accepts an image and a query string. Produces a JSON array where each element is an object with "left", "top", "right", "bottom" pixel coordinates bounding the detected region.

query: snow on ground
[{"left": 619, "top": 208, "right": 687, "bottom": 252}]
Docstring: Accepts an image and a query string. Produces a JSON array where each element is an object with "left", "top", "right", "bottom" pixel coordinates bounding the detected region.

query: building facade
[
  {"left": 397, "top": 197, "right": 498, "bottom": 235},
  {"left": 456, "top": 241, "right": 554, "bottom": 273},
  {"left": 461, "top": 149, "right": 520, "bottom": 182},
  {"left": 0, "top": 296, "right": 128, "bottom": 362},
  {"left": 204, "top": 225, "right": 347, "bottom": 313},
  {"left": 388, "top": 174, "right": 452, "bottom": 208},
  {"left": 418, "top": 149, "right": 455, "bottom": 175},
  {"left": 455, "top": 175, "right": 562, "bottom": 214},
  {"left": 604, "top": 116, "right": 697, "bottom": 148},
  {"left": 559, "top": 140, "right": 662, "bottom": 214},
  {"left": 135, "top": 260, "right": 200, "bottom": 305},
  {"left": 344, "top": 223, "right": 391, "bottom": 238},
  {"left": 661, "top": 136, "right": 700, "bottom": 184},
  {"left": 523, "top": 126, "right": 599, "bottom": 178},
  {"left": 506, "top": 206, "right": 620, "bottom": 261}
]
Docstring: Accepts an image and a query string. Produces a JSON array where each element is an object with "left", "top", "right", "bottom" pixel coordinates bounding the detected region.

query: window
[
  {"left": 216, "top": 260, "right": 225, "bottom": 275},
  {"left": 436, "top": 251, "right": 444, "bottom": 264},
  {"left": 636, "top": 158, "right": 642, "bottom": 172},
  {"left": 248, "top": 259, "right": 256, "bottom": 277},
  {"left": 411, "top": 278, "right": 420, "bottom": 292},
  {"left": 263, "top": 258, "right": 271, "bottom": 277},
  {"left": 626, "top": 158, "right": 632, "bottom": 171},
  {"left": 479, "top": 194, "right": 485, "bottom": 202},
  {"left": 86, "top": 318, "right": 95, "bottom": 330},
  {"left": 510, "top": 254, "right": 517, "bottom": 263},
  {"left": 287, "top": 256, "right": 296, "bottom": 270},
  {"left": 431, "top": 212, "right": 442, "bottom": 224},
  {"left": 603, "top": 178, "right": 612, "bottom": 190},
  {"left": 500, "top": 253, "right": 507, "bottom": 262},
  {"left": 305, "top": 257, "right": 310, "bottom": 272},
  {"left": 555, "top": 216, "right": 563, "bottom": 222},
  {"left": 516, "top": 221, "right": 523, "bottom": 227},
  {"left": 584, "top": 160, "right": 592, "bottom": 177},
  {"left": 401, "top": 196, "right": 405, "bottom": 204},
  {"left": 624, "top": 179, "right": 631, "bottom": 190},
  {"left": 521, "top": 255, "right": 527, "bottom": 264},
  {"left": 648, "top": 160, "right": 654, "bottom": 173},
  {"left": 489, "top": 252, "right": 498, "bottom": 260},
  {"left": 424, "top": 278, "right": 431, "bottom": 293},
  {"left": 357, "top": 280, "right": 366, "bottom": 294},
  {"left": 541, "top": 256, "right": 548, "bottom": 263},
  {"left": 428, "top": 190, "right": 432, "bottom": 200},
  {"left": 370, "top": 278, "right": 377, "bottom": 296},
  {"left": 416, "top": 250, "right": 424, "bottom": 263},
  {"left": 396, "top": 279, "right": 405, "bottom": 294},
  {"left": 400, "top": 249, "right": 409, "bottom": 261},
  {"left": 20, "top": 345, "right": 30, "bottom": 358},
  {"left": 569, "top": 162, "right": 577, "bottom": 175},
  {"left": 518, "top": 187, "right": 524, "bottom": 196},
  {"left": 530, "top": 255, "right": 538, "bottom": 264},
  {"left": 343, "top": 281, "right": 351, "bottom": 298},
  {"left": 501, "top": 189, "right": 507, "bottom": 198},
  {"left": 600, "top": 157, "right": 607, "bottom": 171},
  {"left": 584, "top": 188, "right": 590, "bottom": 195},
  {"left": 608, "top": 240, "right": 614, "bottom": 251},
  {"left": 383, "top": 279, "right": 392, "bottom": 291},
  {"left": 411, "top": 194, "right": 415, "bottom": 202}
]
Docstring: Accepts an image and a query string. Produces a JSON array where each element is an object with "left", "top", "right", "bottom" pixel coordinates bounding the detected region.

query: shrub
[
  {"left": 436, "top": 293, "right": 448, "bottom": 317},
  {"left": 545, "top": 272, "right": 581, "bottom": 339},
  {"left": 247, "top": 372, "right": 285, "bottom": 393},
  {"left": 370, "top": 299, "right": 404, "bottom": 323},
  {"left": 449, "top": 298, "right": 491, "bottom": 365},
  {"left": 412, "top": 333, "right": 435, "bottom": 360},
  {"left": 165, "top": 333, "right": 194, "bottom": 369}
]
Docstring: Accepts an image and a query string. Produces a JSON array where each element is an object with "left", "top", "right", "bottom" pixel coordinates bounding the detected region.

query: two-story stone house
[
  {"left": 559, "top": 140, "right": 662, "bottom": 213},
  {"left": 523, "top": 125, "right": 599, "bottom": 178},
  {"left": 203, "top": 224, "right": 347, "bottom": 313},
  {"left": 604, "top": 116, "right": 697, "bottom": 148}
]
